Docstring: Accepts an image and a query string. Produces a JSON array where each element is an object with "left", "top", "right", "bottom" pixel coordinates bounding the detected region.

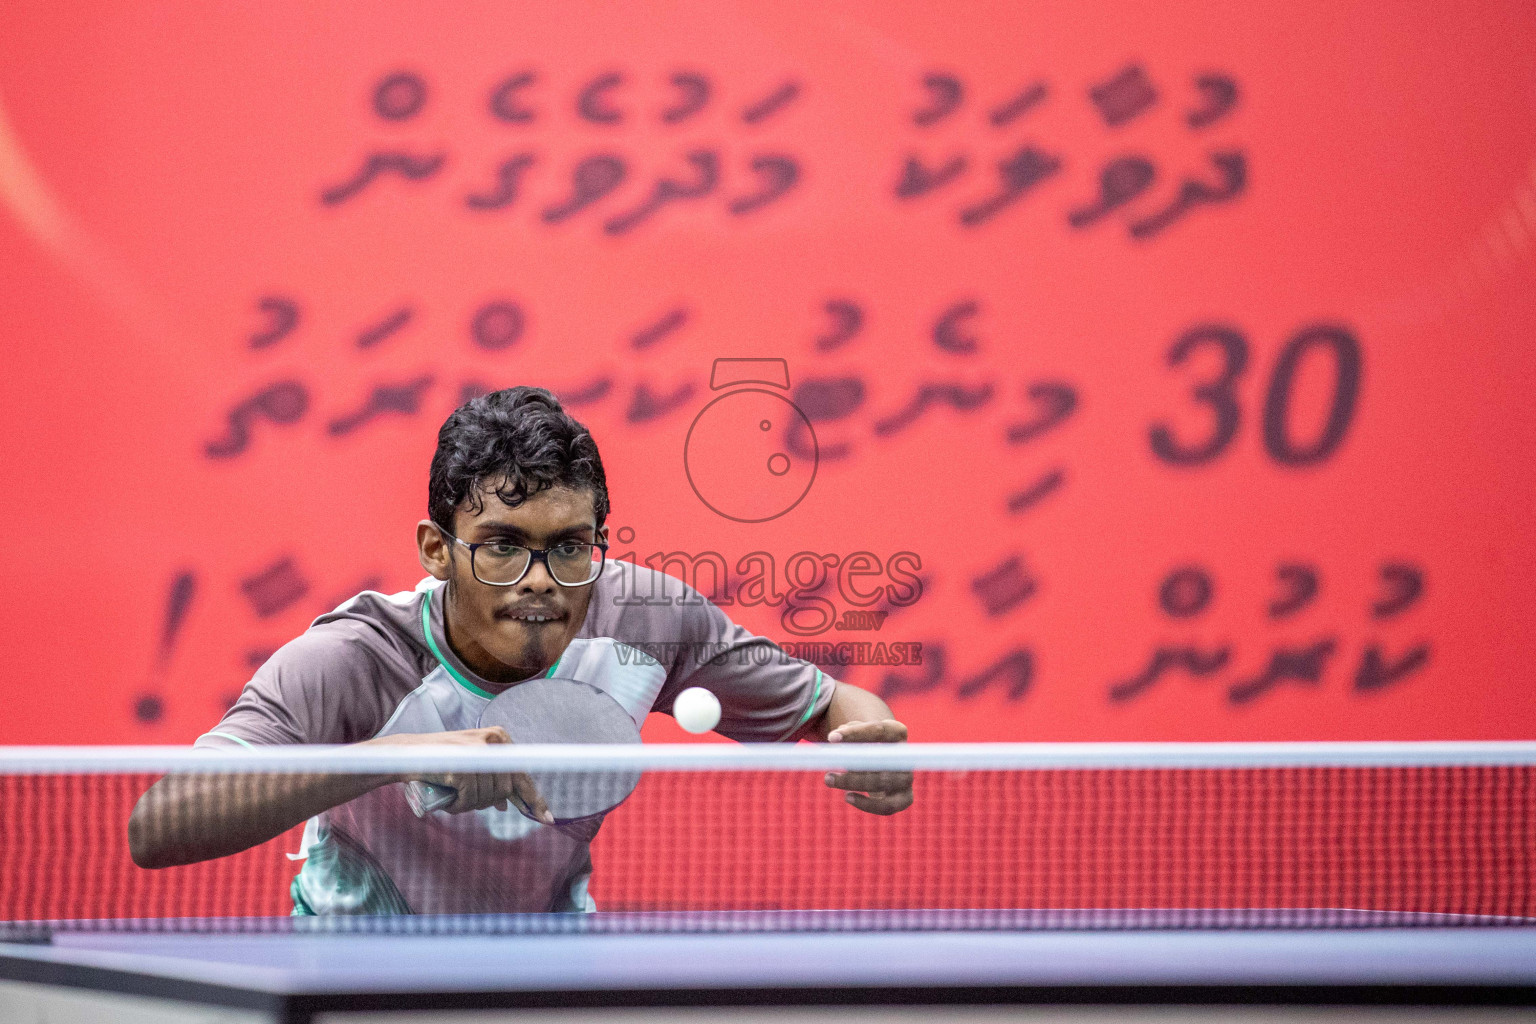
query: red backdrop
[{"left": 1, "top": 1, "right": 1534, "bottom": 747}]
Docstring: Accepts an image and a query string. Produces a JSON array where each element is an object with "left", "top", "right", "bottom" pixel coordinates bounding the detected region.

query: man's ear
[{"left": 417, "top": 520, "right": 452, "bottom": 581}]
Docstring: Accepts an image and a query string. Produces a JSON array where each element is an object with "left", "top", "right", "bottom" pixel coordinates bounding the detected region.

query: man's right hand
[{"left": 365, "top": 728, "right": 553, "bottom": 823}]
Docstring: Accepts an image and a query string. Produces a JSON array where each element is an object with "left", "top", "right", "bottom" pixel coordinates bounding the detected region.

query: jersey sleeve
[
  {"left": 193, "top": 622, "right": 401, "bottom": 748},
  {"left": 652, "top": 587, "right": 836, "bottom": 743}
]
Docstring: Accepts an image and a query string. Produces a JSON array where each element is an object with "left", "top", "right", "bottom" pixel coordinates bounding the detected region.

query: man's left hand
[{"left": 823, "top": 719, "right": 913, "bottom": 815}]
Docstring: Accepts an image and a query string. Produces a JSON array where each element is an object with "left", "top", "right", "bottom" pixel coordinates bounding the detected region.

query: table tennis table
[{"left": 1, "top": 911, "right": 1532, "bottom": 1023}]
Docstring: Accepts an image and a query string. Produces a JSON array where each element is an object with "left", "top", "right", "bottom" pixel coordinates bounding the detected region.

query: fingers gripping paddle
[{"left": 404, "top": 677, "right": 642, "bottom": 825}]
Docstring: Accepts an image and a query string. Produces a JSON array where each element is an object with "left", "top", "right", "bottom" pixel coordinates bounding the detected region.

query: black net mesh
[{"left": 1, "top": 755, "right": 1532, "bottom": 936}]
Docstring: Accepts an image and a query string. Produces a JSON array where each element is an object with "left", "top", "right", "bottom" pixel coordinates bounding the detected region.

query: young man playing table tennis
[{"left": 130, "top": 386, "right": 911, "bottom": 915}]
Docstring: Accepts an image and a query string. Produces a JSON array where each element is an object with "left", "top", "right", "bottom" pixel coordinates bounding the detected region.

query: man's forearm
[
  {"left": 813, "top": 681, "right": 897, "bottom": 740},
  {"left": 128, "top": 769, "right": 394, "bottom": 869}
]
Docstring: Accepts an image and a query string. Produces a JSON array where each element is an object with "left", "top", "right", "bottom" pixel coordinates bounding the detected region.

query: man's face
[{"left": 417, "top": 484, "right": 604, "bottom": 687}]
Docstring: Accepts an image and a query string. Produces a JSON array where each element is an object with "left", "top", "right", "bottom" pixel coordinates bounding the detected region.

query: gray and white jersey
[{"left": 195, "top": 560, "right": 834, "bottom": 916}]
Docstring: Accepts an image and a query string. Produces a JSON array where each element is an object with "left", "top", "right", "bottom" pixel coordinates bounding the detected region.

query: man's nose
[{"left": 519, "top": 556, "right": 559, "bottom": 591}]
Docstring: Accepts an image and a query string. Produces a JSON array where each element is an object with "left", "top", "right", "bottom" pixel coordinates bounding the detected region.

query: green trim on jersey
[
  {"left": 205, "top": 730, "right": 256, "bottom": 750},
  {"left": 794, "top": 668, "right": 825, "bottom": 728},
  {"left": 421, "top": 596, "right": 495, "bottom": 700},
  {"left": 421, "top": 591, "right": 564, "bottom": 700}
]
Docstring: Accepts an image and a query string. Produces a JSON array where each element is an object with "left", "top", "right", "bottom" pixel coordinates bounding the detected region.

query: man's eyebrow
[
  {"left": 470, "top": 522, "right": 595, "bottom": 542},
  {"left": 470, "top": 522, "right": 531, "bottom": 540}
]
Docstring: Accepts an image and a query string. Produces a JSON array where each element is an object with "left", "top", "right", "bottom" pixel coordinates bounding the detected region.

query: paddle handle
[{"left": 402, "top": 780, "right": 458, "bottom": 817}]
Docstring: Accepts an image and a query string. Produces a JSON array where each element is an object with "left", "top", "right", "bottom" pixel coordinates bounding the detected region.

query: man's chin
[{"left": 490, "top": 620, "right": 569, "bottom": 676}]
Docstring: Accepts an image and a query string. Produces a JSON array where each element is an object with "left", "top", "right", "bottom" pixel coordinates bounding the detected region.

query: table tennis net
[{"left": 0, "top": 744, "right": 1531, "bottom": 935}]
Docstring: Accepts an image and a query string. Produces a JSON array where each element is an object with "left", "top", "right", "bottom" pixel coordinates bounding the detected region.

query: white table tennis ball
[{"left": 673, "top": 686, "right": 722, "bottom": 734}]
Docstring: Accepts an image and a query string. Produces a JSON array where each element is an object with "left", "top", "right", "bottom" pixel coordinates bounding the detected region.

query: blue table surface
[{"left": 1, "top": 911, "right": 1534, "bottom": 997}]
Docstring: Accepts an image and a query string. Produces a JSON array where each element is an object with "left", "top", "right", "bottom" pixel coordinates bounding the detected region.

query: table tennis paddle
[{"left": 403, "top": 677, "right": 642, "bottom": 833}]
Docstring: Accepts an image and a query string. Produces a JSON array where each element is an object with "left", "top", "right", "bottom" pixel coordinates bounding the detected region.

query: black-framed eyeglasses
[{"left": 441, "top": 529, "right": 608, "bottom": 587}]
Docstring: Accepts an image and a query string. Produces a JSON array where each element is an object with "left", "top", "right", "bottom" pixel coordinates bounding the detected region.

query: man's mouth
[{"left": 501, "top": 609, "right": 566, "bottom": 625}]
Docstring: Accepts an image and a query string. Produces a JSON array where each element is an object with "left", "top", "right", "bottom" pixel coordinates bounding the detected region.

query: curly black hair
[{"left": 428, "top": 387, "right": 610, "bottom": 531}]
